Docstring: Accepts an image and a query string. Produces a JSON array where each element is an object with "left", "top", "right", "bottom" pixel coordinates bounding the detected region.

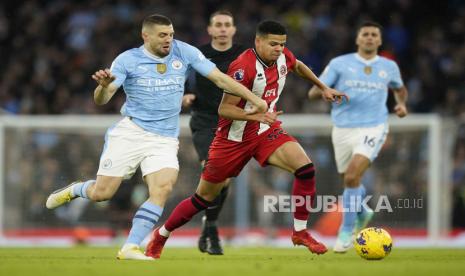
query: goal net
[{"left": 0, "top": 114, "right": 455, "bottom": 245}]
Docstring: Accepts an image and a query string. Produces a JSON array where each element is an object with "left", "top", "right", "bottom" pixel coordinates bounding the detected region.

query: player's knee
[
  {"left": 153, "top": 180, "right": 175, "bottom": 196},
  {"left": 344, "top": 172, "right": 361, "bottom": 188},
  {"left": 196, "top": 190, "right": 218, "bottom": 202},
  {"left": 196, "top": 185, "right": 223, "bottom": 202},
  {"left": 294, "top": 163, "right": 315, "bottom": 179},
  {"left": 191, "top": 193, "right": 215, "bottom": 210}
]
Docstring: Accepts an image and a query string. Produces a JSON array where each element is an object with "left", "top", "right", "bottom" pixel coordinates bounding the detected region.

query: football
[{"left": 354, "top": 227, "right": 393, "bottom": 260}]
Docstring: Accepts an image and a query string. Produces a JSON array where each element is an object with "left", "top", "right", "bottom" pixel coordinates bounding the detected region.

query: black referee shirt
[{"left": 191, "top": 43, "right": 247, "bottom": 115}]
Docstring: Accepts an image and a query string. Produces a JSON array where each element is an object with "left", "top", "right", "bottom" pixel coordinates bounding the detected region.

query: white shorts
[
  {"left": 332, "top": 123, "right": 389, "bottom": 174},
  {"left": 97, "top": 117, "right": 179, "bottom": 179}
]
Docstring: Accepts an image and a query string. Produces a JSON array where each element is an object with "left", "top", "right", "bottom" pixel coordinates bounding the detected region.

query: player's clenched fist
[
  {"left": 92, "top": 69, "right": 116, "bottom": 87},
  {"left": 394, "top": 104, "right": 408, "bottom": 118}
]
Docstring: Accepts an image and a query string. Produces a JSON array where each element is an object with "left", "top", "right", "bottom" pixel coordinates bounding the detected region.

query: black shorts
[{"left": 190, "top": 112, "right": 219, "bottom": 161}]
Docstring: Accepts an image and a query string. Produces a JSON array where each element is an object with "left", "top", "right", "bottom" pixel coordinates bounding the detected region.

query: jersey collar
[
  {"left": 253, "top": 48, "right": 275, "bottom": 68},
  {"left": 355, "top": 53, "right": 379, "bottom": 65},
  {"left": 141, "top": 45, "right": 171, "bottom": 63}
]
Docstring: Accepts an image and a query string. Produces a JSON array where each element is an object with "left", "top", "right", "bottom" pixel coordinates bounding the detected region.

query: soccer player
[
  {"left": 308, "top": 21, "right": 408, "bottom": 253},
  {"left": 144, "top": 20, "right": 347, "bottom": 259},
  {"left": 45, "top": 14, "right": 267, "bottom": 261},
  {"left": 182, "top": 10, "right": 246, "bottom": 255}
]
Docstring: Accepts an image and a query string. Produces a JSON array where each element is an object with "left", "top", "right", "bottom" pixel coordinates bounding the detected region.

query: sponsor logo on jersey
[
  {"left": 136, "top": 77, "right": 184, "bottom": 91},
  {"left": 233, "top": 69, "right": 245, "bottom": 81},
  {"left": 172, "top": 60, "right": 183, "bottom": 70},
  {"left": 265, "top": 88, "right": 276, "bottom": 97},
  {"left": 344, "top": 80, "right": 386, "bottom": 91}
]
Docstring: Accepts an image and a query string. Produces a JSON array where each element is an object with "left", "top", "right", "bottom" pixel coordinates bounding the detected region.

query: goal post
[{"left": 0, "top": 114, "right": 455, "bottom": 245}]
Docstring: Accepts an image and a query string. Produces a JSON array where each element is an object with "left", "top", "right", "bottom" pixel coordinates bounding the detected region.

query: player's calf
[{"left": 292, "top": 163, "right": 316, "bottom": 233}]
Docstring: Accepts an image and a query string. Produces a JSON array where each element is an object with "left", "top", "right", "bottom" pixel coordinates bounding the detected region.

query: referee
[{"left": 183, "top": 10, "right": 246, "bottom": 255}]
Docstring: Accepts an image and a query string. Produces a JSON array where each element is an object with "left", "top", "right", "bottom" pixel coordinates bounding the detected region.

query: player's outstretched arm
[
  {"left": 92, "top": 69, "right": 118, "bottom": 105},
  {"left": 218, "top": 93, "right": 282, "bottom": 125},
  {"left": 206, "top": 68, "right": 267, "bottom": 114},
  {"left": 392, "top": 86, "right": 408, "bottom": 118},
  {"left": 294, "top": 60, "right": 348, "bottom": 104}
]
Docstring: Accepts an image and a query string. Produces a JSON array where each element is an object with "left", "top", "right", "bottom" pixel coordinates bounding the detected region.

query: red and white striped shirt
[{"left": 216, "top": 47, "right": 297, "bottom": 142}]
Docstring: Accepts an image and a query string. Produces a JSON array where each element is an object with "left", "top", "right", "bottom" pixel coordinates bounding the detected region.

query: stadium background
[{"left": 0, "top": 0, "right": 464, "bottom": 247}]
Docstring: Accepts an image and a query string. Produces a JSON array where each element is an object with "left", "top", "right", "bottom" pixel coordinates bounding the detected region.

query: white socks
[
  {"left": 159, "top": 225, "right": 171, "bottom": 237},
  {"left": 294, "top": 218, "right": 307, "bottom": 231}
]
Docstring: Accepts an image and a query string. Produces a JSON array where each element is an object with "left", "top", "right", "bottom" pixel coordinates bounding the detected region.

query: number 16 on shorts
[
  {"left": 364, "top": 136, "right": 376, "bottom": 148},
  {"left": 332, "top": 124, "right": 388, "bottom": 173}
]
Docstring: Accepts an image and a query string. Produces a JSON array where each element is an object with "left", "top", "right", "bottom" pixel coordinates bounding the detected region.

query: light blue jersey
[
  {"left": 320, "top": 53, "right": 404, "bottom": 128},
  {"left": 110, "top": 39, "right": 216, "bottom": 137}
]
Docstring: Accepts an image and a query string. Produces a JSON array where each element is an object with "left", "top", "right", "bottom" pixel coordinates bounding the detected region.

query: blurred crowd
[
  {"left": 1, "top": 0, "right": 465, "bottom": 229},
  {"left": 2, "top": 0, "right": 465, "bottom": 115}
]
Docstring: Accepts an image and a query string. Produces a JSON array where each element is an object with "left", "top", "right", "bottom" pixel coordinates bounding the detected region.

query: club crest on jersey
[
  {"left": 378, "top": 70, "right": 387, "bottom": 78},
  {"left": 156, "top": 63, "right": 167, "bottom": 74},
  {"left": 233, "top": 69, "right": 245, "bottom": 81},
  {"left": 280, "top": 65, "right": 287, "bottom": 75},
  {"left": 172, "top": 60, "right": 183, "bottom": 70},
  {"left": 364, "top": 66, "right": 372, "bottom": 75}
]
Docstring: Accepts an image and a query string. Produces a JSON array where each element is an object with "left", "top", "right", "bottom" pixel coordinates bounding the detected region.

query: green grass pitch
[{"left": 1, "top": 247, "right": 465, "bottom": 276}]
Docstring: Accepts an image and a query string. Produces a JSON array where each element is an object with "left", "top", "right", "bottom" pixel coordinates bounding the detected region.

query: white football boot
[
  {"left": 333, "top": 230, "right": 353, "bottom": 253},
  {"left": 117, "top": 244, "right": 155, "bottom": 261},
  {"left": 45, "top": 182, "right": 79, "bottom": 209}
]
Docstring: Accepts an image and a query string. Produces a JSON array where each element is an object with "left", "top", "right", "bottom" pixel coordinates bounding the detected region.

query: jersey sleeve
[
  {"left": 226, "top": 56, "right": 254, "bottom": 90},
  {"left": 283, "top": 48, "right": 297, "bottom": 70},
  {"left": 319, "top": 59, "right": 339, "bottom": 87},
  {"left": 388, "top": 61, "right": 404, "bottom": 89},
  {"left": 183, "top": 44, "right": 216, "bottom": 77},
  {"left": 109, "top": 53, "right": 128, "bottom": 88}
]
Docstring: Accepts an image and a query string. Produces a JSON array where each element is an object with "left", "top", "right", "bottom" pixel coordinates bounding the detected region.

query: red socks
[
  {"left": 165, "top": 194, "right": 213, "bottom": 232},
  {"left": 292, "top": 163, "right": 316, "bottom": 221}
]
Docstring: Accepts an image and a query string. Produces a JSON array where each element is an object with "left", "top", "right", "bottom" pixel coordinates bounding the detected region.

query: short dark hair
[
  {"left": 357, "top": 21, "right": 383, "bottom": 35},
  {"left": 256, "top": 20, "right": 287, "bottom": 37},
  {"left": 209, "top": 10, "right": 234, "bottom": 25},
  {"left": 143, "top": 14, "right": 172, "bottom": 28}
]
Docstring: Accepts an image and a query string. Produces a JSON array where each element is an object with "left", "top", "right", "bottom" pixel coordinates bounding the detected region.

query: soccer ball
[{"left": 354, "top": 227, "right": 392, "bottom": 260}]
